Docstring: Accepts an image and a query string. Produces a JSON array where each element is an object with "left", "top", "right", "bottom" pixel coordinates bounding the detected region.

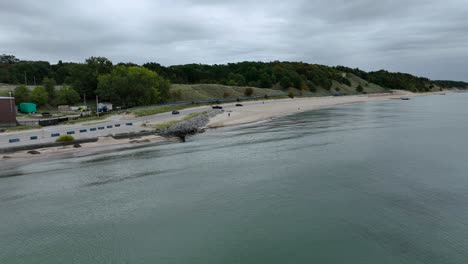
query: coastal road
[
  {"left": 0, "top": 100, "right": 265, "bottom": 148},
  {"left": 0, "top": 106, "right": 208, "bottom": 148}
]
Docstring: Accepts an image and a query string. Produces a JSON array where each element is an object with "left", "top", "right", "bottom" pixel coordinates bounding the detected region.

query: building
[{"left": 0, "top": 97, "right": 16, "bottom": 127}]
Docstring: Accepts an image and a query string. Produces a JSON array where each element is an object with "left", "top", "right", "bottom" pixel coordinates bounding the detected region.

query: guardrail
[{"left": 6, "top": 122, "right": 135, "bottom": 144}]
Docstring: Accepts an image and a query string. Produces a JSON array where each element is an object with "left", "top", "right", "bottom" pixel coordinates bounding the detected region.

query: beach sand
[
  {"left": 1, "top": 135, "right": 175, "bottom": 165},
  {"left": 2, "top": 90, "right": 434, "bottom": 163},
  {"left": 207, "top": 92, "right": 414, "bottom": 128}
]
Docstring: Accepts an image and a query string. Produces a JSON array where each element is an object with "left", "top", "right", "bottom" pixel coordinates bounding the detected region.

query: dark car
[
  {"left": 212, "top": 105, "right": 223, "bottom": 109},
  {"left": 235, "top": 103, "right": 243, "bottom": 107},
  {"left": 172, "top": 110, "right": 180, "bottom": 115}
]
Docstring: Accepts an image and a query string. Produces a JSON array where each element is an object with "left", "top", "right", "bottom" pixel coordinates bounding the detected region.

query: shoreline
[
  {"left": 206, "top": 91, "right": 422, "bottom": 128},
  {"left": 0, "top": 91, "right": 445, "bottom": 164}
]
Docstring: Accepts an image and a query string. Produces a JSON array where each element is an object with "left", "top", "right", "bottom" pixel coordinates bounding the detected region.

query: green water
[{"left": 1, "top": 93, "right": 468, "bottom": 263}]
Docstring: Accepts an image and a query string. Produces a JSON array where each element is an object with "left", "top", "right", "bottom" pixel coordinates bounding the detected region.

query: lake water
[{"left": 1, "top": 93, "right": 468, "bottom": 263}]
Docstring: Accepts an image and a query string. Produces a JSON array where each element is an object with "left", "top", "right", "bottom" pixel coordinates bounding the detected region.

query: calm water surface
[{"left": 1, "top": 93, "right": 468, "bottom": 263}]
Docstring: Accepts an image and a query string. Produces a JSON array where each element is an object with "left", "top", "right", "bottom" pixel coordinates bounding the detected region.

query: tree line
[
  {"left": 2, "top": 54, "right": 467, "bottom": 108},
  {"left": 334, "top": 66, "right": 468, "bottom": 92}
]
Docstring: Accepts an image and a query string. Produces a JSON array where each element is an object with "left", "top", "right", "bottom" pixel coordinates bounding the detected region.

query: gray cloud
[{"left": 1, "top": 0, "right": 467, "bottom": 80}]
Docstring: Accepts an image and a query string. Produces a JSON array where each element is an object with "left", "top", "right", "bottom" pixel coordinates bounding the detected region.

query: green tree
[
  {"left": 244, "top": 87, "right": 254, "bottom": 96},
  {"left": 42, "top": 77, "right": 56, "bottom": 100},
  {"left": 356, "top": 85, "right": 364, "bottom": 93},
  {"left": 0, "top": 54, "right": 19, "bottom": 64},
  {"left": 280, "top": 76, "right": 292, "bottom": 89},
  {"left": 226, "top": 79, "right": 237, "bottom": 86},
  {"left": 31, "top": 86, "right": 48, "bottom": 105},
  {"left": 57, "top": 85, "right": 81, "bottom": 105},
  {"left": 258, "top": 73, "right": 273, "bottom": 88},
  {"left": 97, "top": 66, "right": 168, "bottom": 107},
  {"left": 14, "top": 85, "right": 31, "bottom": 103}
]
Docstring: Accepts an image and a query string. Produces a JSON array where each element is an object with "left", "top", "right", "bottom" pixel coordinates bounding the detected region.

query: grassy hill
[
  {"left": 169, "top": 84, "right": 285, "bottom": 102},
  {"left": 168, "top": 73, "right": 390, "bottom": 102}
]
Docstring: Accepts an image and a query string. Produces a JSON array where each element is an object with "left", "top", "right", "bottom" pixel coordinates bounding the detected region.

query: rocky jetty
[{"left": 159, "top": 110, "right": 221, "bottom": 141}]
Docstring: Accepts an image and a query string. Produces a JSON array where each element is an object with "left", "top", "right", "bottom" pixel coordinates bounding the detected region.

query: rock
[
  {"left": 160, "top": 110, "right": 221, "bottom": 141},
  {"left": 73, "top": 143, "right": 82, "bottom": 148},
  {"left": 27, "top": 150, "right": 41, "bottom": 155},
  {"left": 3, "top": 156, "right": 11, "bottom": 159}
]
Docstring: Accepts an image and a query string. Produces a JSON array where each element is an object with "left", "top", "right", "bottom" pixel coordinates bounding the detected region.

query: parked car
[
  {"left": 235, "top": 103, "right": 243, "bottom": 107},
  {"left": 98, "top": 105, "right": 108, "bottom": 113},
  {"left": 172, "top": 110, "right": 180, "bottom": 115},
  {"left": 212, "top": 105, "right": 223, "bottom": 109}
]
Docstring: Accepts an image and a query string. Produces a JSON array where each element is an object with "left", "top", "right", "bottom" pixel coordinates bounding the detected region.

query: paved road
[
  {"left": 0, "top": 101, "right": 262, "bottom": 148},
  {"left": 0, "top": 105, "right": 212, "bottom": 148}
]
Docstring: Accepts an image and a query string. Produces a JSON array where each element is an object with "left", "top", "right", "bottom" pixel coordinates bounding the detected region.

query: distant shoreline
[{"left": 0, "top": 90, "right": 449, "bottom": 164}]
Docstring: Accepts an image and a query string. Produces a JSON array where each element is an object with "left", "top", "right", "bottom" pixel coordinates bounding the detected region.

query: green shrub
[
  {"left": 56, "top": 135, "right": 74, "bottom": 142},
  {"left": 288, "top": 90, "right": 295, "bottom": 99},
  {"left": 356, "top": 85, "right": 364, "bottom": 93}
]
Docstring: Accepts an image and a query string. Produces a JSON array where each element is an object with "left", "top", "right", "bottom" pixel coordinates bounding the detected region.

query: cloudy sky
[{"left": 1, "top": 0, "right": 467, "bottom": 80}]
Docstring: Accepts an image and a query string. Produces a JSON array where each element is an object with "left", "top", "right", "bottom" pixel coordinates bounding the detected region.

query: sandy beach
[
  {"left": 1, "top": 135, "right": 176, "bottom": 165},
  {"left": 207, "top": 92, "right": 415, "bottom": 128},
  {"left": 1, "top": 91, "right": 432, "bottom": 163}
]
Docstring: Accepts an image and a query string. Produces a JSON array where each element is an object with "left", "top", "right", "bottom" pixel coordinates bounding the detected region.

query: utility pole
[
  {"left": 24, "top": 71, "right": 27, "bottom": 85},
  {"left": 84, "top": 93, "right": 86, "bottom": 106},
  {"left": 8, "top": 91, "right": 13, "bottom": 113},
  {"left": 33, "top": 76, "right": 36, "bottom": 86},
  {"left": 96, "top": 95, "right": 99, "bottom": 117}
]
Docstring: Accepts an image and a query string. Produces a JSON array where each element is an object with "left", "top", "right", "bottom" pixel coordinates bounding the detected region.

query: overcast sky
[{"left": 1, "top": 0, "right": 467, "bottom": 80}]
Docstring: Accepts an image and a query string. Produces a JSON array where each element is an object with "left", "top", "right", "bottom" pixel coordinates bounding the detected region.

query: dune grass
[
  {"left": 130, "top": 104, "right": 204, "bottom": 117},
  {"left": 170, "top": 84, "right": 284, "bottom": 102},
  {"left": 0, "top": 125, "right": 42, "bottom": 132},
  {"left": 56, "top": 134, "right": 74, "bottom": 142},
  {"left": 60, "top": 115, "right": 108, "bottom": 125}
]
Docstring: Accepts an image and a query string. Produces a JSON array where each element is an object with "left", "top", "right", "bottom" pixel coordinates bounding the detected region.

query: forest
[{"left": 1, "top": 54, "right": 467, "bottom": 108}]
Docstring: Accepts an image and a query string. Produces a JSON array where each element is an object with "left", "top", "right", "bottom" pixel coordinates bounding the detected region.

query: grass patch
[
  {"left": 130, "top": 104, "right": 203, "bottom": 117},
  {"left": 60, "top": 115, "right": 108, "bottom": 125},
  {"left": 151, "top": 120, "right": 180, "bottom": 130},
  {"left": 182, "top": 111, "right": 209, "bottom": 121},
  {"left": 170, "top": 84, "right": 284, "bottom": 102},
  {"left": 56, "top": 134, "right": 74, "bottom": 142},
  {"left": 0, "top": 125, "right": 42, "bottom": 132}
]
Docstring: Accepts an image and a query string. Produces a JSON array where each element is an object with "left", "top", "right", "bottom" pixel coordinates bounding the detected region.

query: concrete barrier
[
  {"left": 79, "top": 129, "right": 87, "bottom": 133},
  {"left": 107, "top": 125, "right": 113, "bottom": 128},
  {"left": 67, "top": 131, "right": 75, "bottom": 135},
  {"left": 9, "top": 138, "right": 20, "bottom": 143},
  {"left": 126, "top": 123, "right": 133, "bottom": 126},
  {"left": 51, "top": 133, "right": 60, "bottom": 137},
  {"left": 30, "top": 136, "right": 38, "bottom": 140},
  {"left": 90, "top": 128, "right": 97, "bottom": 131},
  {"left": 98, "top": 127, "right": 105, "bottom": 130}
]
